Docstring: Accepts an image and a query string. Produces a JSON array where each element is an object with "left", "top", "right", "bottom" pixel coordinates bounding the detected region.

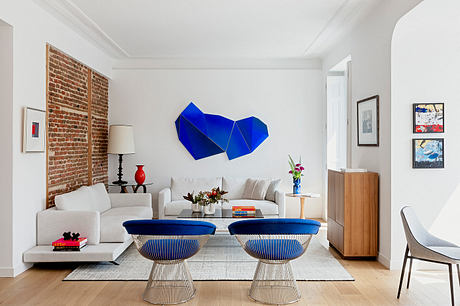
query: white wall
[
  {"left": 0, "top": 21, "right": 14, "bottom": 275},
  {"left": 321, "top": 0, "right": 421, "bottom": 268},
  {"left": 391, "top": 0, "right": 460, "bottom": 268},
  {"left": 108, "top": 66, "right": 324, "bottom": 219},
  {"left": 0, "top": 0, "right": 113, "bottom": 277}
]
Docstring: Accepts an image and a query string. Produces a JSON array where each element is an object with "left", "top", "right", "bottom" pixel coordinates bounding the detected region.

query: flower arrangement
[
  {"left": 200, "top": 187, "right": 228, "bottom": 206},
  {"left": 288, "top": 155, "right": 304, "bottom": 179},
  {"left": 183, "top": 192, "right": 204, "bottom": 204}
]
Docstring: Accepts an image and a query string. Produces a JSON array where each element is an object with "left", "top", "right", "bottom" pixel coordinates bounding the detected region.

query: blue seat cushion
[
  {"left": 245, "top": 239, "right": 304, "bottom": 260},
  {"left": 123, "top": 219, "right": 216, "bottom": 236},
  {"left": 139, "top": 239, "right": 200, "bottom": 260},
  {"left": 228, "top": 218, "right": 320, "bottom": 235}
]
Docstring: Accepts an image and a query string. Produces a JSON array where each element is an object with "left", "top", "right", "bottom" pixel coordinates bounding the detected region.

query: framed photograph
[
  {"left": 412, "top": 138, "right": 444, "bottom": 169},
  {"left": 413, "top": 103, "right": 444, "bottom": 133},
  {"left": 23, "top": 107, "right": 46, "bottom": 153},
  {"left": 357, "top": 95, "right": 379, "bottom": 146}
]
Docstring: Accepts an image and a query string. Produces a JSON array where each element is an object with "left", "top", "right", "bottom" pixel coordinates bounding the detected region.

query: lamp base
[{"left": 112, "top": 179, "right": 128, "bottom": 185}]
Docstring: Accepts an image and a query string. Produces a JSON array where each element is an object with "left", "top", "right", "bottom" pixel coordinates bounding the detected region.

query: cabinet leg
[{"left": 300, "top": 198, "right": 305, "bottom": 219}]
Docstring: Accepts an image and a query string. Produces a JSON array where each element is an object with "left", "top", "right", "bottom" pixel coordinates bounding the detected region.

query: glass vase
[{"left": 203, "top": 203, "right": 216, "bottom": 215}]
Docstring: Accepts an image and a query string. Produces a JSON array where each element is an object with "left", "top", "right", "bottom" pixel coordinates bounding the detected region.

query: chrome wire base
[
  {"left": 143, "top": 260, "right": 195, "bottom": 305},
  {"left": 249, "top": 260, "right": 300, "bottom": 305}
]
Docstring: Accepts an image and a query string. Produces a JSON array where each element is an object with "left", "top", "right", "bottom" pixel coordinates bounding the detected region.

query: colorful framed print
[
  {"left": 357, "top": 95, "right": 379, "bottom": 146},
  {"left": 412, "top": 138, "right": 444, "bottom": 169},
  {"left": 23, "top": 107, "right": 46, "bottom": 152},
  {"left": 413, "top": 103, "right": 444, "bottom": 133}
]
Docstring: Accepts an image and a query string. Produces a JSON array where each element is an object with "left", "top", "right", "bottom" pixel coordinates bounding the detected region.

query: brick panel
[
  {"left": 91, "top": 71, "right": 109, "bottom": 185},
  {"left": 47, "top": 45, "right": 108, "bottom": 208}
]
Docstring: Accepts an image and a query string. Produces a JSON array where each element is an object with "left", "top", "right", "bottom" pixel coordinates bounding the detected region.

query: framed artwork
[
  {"left": 413, "top": 103, "right": 444, "bottom": 133},
  {"left": 412, "top": 138, "right": 444, "bottom": 169},
  {"left": 357, "top": 95, "right": 379, "bottom": 146},
  {"left": 23, "top": 107, "right": 46, "bottom": 153}
]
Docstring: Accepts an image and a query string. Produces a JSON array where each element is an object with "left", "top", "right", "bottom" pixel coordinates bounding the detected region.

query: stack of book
[
  {"left": 52, "top": 237, "right": 87, "bottom": 251},
  {"left": 232, "top": 206, "right": 256, "bottom": 218}
]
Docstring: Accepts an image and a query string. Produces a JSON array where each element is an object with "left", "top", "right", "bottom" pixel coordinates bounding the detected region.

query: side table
[
  {"left": 286, "top": 193, "right": 320, "bottom": 219},
  {"left": 109, "top": 181, "right": 153, "bottom": 193}
]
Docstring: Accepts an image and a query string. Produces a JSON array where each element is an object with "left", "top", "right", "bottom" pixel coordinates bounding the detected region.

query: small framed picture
[
  {"left": 413, "top": 138, "right": 444, "bottom": 169},
  {"left": 23, "top": 107, "right": 46, "bottom": 153},
  {"left": 357, "top": 95, "right": 379, "bottom": 146},
  {"left": 413, "top": 103, "right": 444, "bottom": 133}
]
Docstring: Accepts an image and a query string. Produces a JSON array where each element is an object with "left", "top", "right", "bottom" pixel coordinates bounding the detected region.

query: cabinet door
[{"left": 335, "top": 173, "right": 344, "bottom": 226}]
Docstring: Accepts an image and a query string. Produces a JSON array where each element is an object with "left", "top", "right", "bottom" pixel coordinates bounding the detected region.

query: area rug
[{"left": 64, "top": 235, "right": 353, "bottom": 281}]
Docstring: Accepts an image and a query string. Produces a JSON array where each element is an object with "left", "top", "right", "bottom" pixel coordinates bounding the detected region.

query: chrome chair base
[
  {"left": 249, "top": 260, "right": 300, "bottom": 305},
  {"left": 143, "top": 260, "right": 195, "bottom": 305}
]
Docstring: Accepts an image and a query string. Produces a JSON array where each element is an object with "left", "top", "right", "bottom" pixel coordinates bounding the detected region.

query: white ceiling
[{"left": 40, "top": 0, "right": 381, "bottom": 59}]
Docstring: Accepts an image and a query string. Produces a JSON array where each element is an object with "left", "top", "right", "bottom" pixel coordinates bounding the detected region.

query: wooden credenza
[{"left": 327, "top": 169, "right": 379, "bottom": 258}]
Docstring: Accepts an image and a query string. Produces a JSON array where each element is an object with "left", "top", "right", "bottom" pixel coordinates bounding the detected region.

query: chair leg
[
  {"left": 457, "top": 264, "right": 460, "bottom": 286},
  {"left": 397, "top": 245, "right": 409, "bottom": 299},
  {"left": 406, "top": 258, "right": 413, "bottom": 289},
  {"left": 449, "top": 264, "right": 455, "bottom": 306}
]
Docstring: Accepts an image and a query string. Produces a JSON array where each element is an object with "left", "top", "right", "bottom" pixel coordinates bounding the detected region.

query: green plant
[
  {"left": 183, "top": 192, "right": 204, "bottom": 204},
  {"left": 288, "top": 155, "right": 305, "bottom": 180}
]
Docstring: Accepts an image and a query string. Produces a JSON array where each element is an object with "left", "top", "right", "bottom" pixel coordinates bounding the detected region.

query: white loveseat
[
  {"left": 24, "top": 183, "right": 152, "bottom": 263},
  {"left": 158, "top": 177, "right": 285, "bottom": 219}
]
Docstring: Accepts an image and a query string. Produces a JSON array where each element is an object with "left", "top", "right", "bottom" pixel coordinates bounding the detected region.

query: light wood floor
[{"left": 0, "top": 229, "right": 458, "bottom": 305}]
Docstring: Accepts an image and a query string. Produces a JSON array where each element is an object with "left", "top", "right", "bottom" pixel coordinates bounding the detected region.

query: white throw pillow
[
  {"left": 54, "top": 186, "right": 93, "bottom": 211},
  {"left": 222, "top": 177, "right": 248, "bottom": 200},
  {"left": 88, "top": 183, "right": 111, "bottom": 212},
  {"left": 242, "top": 179, "right": 271, "bottom": 200},
  {"left": 265, "top": 179, "right": 281, "bottom": 202},
  {"left": 171, "top": 177, "right": 222, "bottom": 201}
]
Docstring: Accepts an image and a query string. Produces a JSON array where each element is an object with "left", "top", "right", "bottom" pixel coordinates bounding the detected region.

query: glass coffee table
[{"left": 177, "top": 208, "right": 264, "bottom": 234}]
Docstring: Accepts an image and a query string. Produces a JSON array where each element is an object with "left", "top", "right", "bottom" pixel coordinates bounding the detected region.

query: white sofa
[
  {"left": 158, "top": 177, "right": 285, "bottom": 219},
  {"left": 24, "top": 183, "right": 152, "bottom": 263}
]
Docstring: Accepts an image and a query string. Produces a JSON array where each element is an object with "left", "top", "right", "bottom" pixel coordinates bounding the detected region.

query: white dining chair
[{"left": 398, "top": 206, "right": 460, "bottom": 306}]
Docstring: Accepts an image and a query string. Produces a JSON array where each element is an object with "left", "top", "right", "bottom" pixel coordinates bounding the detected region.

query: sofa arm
[
  {"left": 37, "top": 208, "right": 100, "bottom": 245},
  {"left": 158, "top": 188, "right": 171, "bottom": 219},
  {"left": 108, "top": 193, "right": 152, "bottom": 208},
  {"left": 275, "top": 190, "right": 286, "bottom": 218}
]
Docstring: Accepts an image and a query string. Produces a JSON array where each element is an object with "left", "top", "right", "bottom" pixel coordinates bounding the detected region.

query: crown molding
[
  {"left": 35, "top": 0, "right": 129, "bottom": 59},
  {"left": 112, "top": 58, "right": 322, "bottom": 70},
  {"left": 304, "top": 0, "right": 381, "bottom": 58}
]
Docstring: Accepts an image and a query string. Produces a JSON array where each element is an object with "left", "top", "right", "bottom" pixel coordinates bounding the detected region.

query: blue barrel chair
[
  {"left": 123, "top": 219, "right": 216, "bottom": 304},
  {"left": 228, "top": 218, "right": 321, "bottom": 305}
]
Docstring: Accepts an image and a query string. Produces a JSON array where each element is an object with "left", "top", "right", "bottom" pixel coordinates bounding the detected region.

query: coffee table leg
[{"left": 300, "top": 198, "right": 305, "bottom": 219}]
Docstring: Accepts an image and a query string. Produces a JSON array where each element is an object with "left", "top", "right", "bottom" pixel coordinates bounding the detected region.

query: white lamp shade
[{"left": 107, "top": 125, "right": 135, "bottom": 154}]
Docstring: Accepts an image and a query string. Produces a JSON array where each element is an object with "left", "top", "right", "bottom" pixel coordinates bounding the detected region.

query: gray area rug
[{"left": 64, "top": 235, "right": 354, "bottom": 281}]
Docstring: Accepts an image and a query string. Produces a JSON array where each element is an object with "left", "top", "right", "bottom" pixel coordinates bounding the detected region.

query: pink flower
[
  {"left": 295, "top": 168, "right": 300, "bottom": 172},
  {"left": 300, "top": 166, "right": 304, "bottom": 171},
  {"left": 296, "top": 163, "right": 301, "bottom": 167},
  {"left": 289, "top": 170, "right": 293, "bottom": 174}
]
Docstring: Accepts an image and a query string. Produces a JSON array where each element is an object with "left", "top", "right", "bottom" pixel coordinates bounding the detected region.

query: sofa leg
[{"left": 110, "top": 260, "right": 120, "bottom": 265}]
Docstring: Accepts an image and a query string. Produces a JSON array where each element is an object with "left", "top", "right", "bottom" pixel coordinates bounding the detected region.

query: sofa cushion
[
  {"left": 222, "top": 177, "right": 248, "bottom": 200},
  {"left": 265, "top": 179, "right": 281, "bottom": 202},
  {"left": 100, "top": 215, "right": 136, "bottom": 243},
  {"left": 171, "top": 177, "right": 222, "bottom": 201},
  {"left": 165, "top": 200, "right": 193, "bottom": 216},
  {"left": 242, "top": 179, "right": 271, "bottom": 200},
  {"left": 102, "top": 206, "right": 152, "bottom": 219},
  {"left": 225, "top": 200, "right": 279, "bottom": 215},
  {"left": 54, "top": 186, "right": 94, "bottom": 211},
  {"left": 88, "top": 183, "right": 111, "bottom": 213}
]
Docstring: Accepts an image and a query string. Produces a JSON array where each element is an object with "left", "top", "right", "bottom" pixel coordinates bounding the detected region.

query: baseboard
[
  {"left": 0, "top": 267, "right": 15, "bottom": 277},
  {"left": 13, "top": 262, "right": 32, "bottom": 277},
  {"left": 377, "top": 252, "right": 391, "bottom": 269}
]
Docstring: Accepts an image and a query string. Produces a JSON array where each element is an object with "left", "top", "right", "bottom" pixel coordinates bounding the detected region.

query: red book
[
  {"left": 52, "top": 237, "right": 87, "bottom": 247},
  {"left": 232, "top": 206, "right": 256, "bottom": 211}
]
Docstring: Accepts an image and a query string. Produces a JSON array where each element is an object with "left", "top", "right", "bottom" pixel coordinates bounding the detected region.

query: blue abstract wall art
[{"left": 175, "top": 102, "right": 269, "bottom": 160}]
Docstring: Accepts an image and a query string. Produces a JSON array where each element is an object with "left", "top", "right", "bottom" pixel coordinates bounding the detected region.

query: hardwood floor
[{"left": 0, "top": 229, "right": 458, "bottom": 305}]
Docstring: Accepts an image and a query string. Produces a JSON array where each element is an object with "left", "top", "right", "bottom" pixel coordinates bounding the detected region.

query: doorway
[{"left": 327, "top": 56, "right": 351, "bottom": 171}]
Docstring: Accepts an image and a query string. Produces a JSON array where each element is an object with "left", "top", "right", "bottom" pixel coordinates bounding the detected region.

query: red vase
[{"left": 135, "top": 165, "right": 145, "bottom": 185}]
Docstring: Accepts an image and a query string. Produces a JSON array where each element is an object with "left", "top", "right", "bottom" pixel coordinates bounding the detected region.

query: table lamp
[{"left": 108, "top": 125, "right": 135, "bottom": 185}]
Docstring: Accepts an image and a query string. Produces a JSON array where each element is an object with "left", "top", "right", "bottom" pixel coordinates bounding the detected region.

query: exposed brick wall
[
  {"left": 46, "top": 45, "right": 108, "bottom": 208},
  {"left": 91, "top": 71, "right": 109, "bottom": 186}
]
